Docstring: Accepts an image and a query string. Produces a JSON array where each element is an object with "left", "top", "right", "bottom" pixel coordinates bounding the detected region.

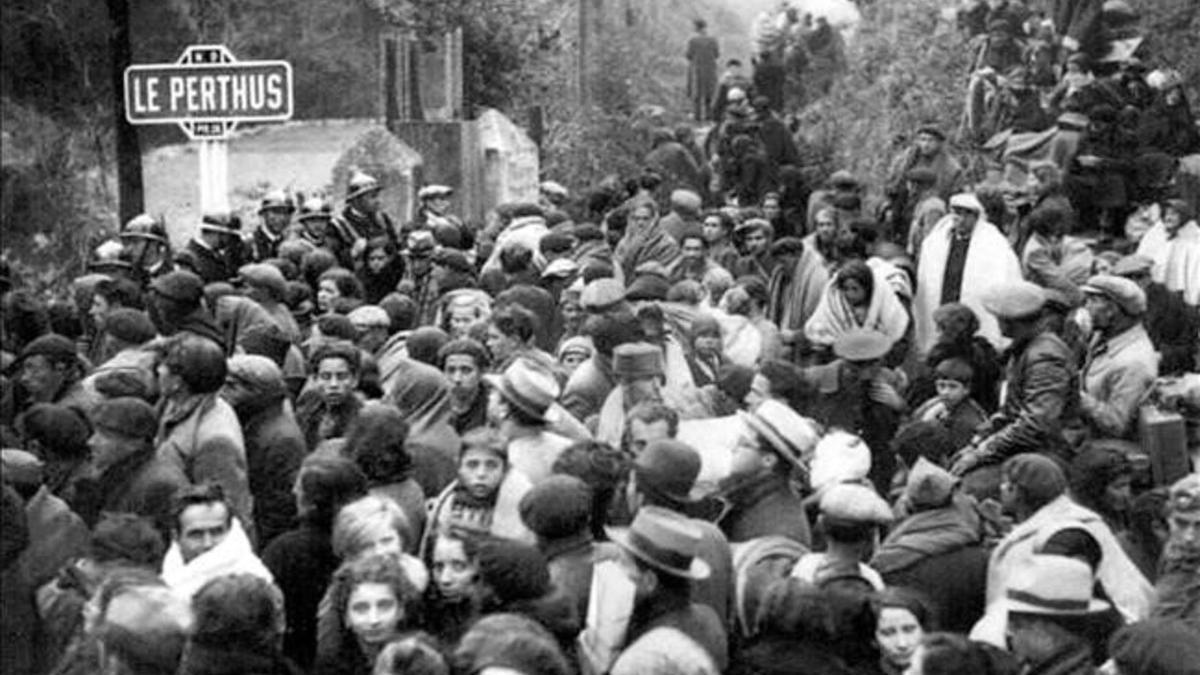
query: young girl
[
  {"left": 317, "top": 554, "right": 423, "bottom": 675},
  {"left": 873, "top": 588, "right": 932, "bottom": 675}
]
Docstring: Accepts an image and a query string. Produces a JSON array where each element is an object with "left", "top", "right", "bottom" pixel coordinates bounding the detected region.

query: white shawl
[
  {"left": 1137, "top": 220, "right": 1200, "bottom": 306},
  {"left": 804, "top": 263, "right": 910, "bottom": 347},
  {"left": 161, "top": 519, "right": 273, "bottom": 601},
  {"left": 913, "top": 216, "right": 1022, "bottom": 355}
]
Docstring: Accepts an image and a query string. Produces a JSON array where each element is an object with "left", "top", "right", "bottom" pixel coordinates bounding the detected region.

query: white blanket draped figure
[{"left": 913, "top": 214, "right": 1023, "bottom": 355}]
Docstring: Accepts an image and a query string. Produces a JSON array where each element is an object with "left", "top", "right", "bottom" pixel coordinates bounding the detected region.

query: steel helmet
[
  {"left": 346, "top": 171, "right": 383, "bottom": 201},
  {"left": 297, "top": 196, "right": 333, "bottom": 221},
  {"left": 198, "top": 211, "right": 243, "bottom": 236},
  {"left": 120, "top": 214, "right": 169, "bottom": 244},
  {"left": 258, "top": 189, "right": 296, "bottom": 215}
]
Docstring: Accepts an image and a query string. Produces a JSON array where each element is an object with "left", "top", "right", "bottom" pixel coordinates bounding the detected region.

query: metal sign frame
[{"left": 124, "top": 44, "right": 293, "bottom": 140}]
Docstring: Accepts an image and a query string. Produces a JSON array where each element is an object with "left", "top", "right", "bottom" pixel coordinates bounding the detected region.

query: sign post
[{"left": 124, "top": 45, "right": 293, "bottom": 213}]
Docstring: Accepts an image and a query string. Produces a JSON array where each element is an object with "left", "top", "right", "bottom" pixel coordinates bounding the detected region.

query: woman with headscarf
[{"left": 804, "top": 260, "right": 910, "bottom": 356}]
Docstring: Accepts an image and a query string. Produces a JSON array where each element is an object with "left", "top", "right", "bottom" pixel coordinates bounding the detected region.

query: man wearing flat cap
[
  {"left": 951, "top": 281, "right": 1081, "bottom": 477},
  {"left": 1114, "top": 253, "right": 1198, "bottom": 375},
  {"left": 410, "top": 184, "right": 470, "bottom": 250},
  {"left": 1078, "top": 275, "right": 1157, "bottom": 442},
  {"left": 791, "top": 482, "right": 892, "bottom": 591},
  {"left": 328, "top": 170, "right": 398, "bottom": 266},
  {"left": 801, "top": 328, "right": 907, "bottom": 494},
  {"left": 886, "top": 123, "right": 964, "bottom": 241},
  {"left": 913, "top": 191, "right": 1022, "bottom": 354}
]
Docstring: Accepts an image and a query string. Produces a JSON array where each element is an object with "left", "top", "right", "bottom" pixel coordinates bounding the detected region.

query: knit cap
[
  {"left": 476, "top": 539, "right": 552, "bottom": 603},
  {"left": 519, "top": 474, "right": 593, "bottom": 540}
]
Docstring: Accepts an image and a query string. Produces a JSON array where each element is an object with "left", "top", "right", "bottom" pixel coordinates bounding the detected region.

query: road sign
[{"left": 124, "top": 45, "right": 293, "bottom": 140}]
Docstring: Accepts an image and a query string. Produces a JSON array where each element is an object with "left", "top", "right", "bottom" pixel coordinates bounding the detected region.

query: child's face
[
  {"left": 935, "top": 379, "right": 969, "bottom": 407},
  {"left": 458, "top": 448, "right": 504, "bottom": 499}
]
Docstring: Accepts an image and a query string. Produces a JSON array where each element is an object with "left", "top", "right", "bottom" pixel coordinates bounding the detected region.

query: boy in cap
[
  {"left": 1078, "top": 275, "right": 1157, "bottom": 441},
  {"left": 425, "top": 428, "right": 534, "bottom": 550},
  {"left": 791, "top": 482, "right": 892, "bottom": 592}
]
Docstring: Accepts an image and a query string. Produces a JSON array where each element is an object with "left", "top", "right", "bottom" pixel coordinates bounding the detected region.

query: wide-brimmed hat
[
  {"left": 605, "top": 505, "right": 711, "bottom": 580},
  {"left": 346, "top": 170, "right": 383, "bottom": 201},
  {"left": 485, "top": 358, "right": 559, "bottom": 423},
  {"left": 740, "top": 399, "right": 820, "bottom": 470},
  {"left": 1004, "top": 555, "right": 1111, "bottom": 616}
]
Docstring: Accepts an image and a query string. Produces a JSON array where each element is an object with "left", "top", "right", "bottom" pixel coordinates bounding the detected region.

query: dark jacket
[
  {"left": 261, "top": 524, "right": 339, "bottom": 671},
  {"left": 236, "top": 396, "right": 305, "bottom": 547},
  {"left": 718, "top": 471, "right": 812, "bottom": 547},
  {"left": 177, "top": 238, "right": 238, "bottom": 284},
  {"left": 1145, "top": 282, "right": 1199, "bottom": 375},
  {"left": 89, "top": 445, "right": 189, "bottom": 532},
  {"left": 627, "top": 592, "right": 728, "bottom": 671},
  {"left": 880, "top": 543, "right": 989, "bottom": 633},
  {"left": 731, "top": 637, "right": 856, "bottom": 675},
  {"left": 181, "top": 642, "right": 303, "bottom": 675},
  {"left": 541, "top": 532, "right": 619, "bottom": 622}
]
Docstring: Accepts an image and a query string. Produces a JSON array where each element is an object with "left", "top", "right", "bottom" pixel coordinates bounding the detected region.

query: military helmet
[
  {"left": 258, "top": 189, "right": 296, "bottom": 215},
  {"left": 346, "top": 171, "right": 382, "bottom": 201},
  {"left": 120, "top": 214, "right": 169, "bottom": 245},
  {"left": 297, "top": 196, "right": 334, "bottom": 221},
  {"left": 198, "top": 211, "right": 243, "bottom": 236}
]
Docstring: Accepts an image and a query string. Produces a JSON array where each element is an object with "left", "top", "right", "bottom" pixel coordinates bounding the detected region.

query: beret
[
  {"left": 347, "top": 305, "right": 391, "bottom": 329},
  {"left": 1081, "top": 274, "right": 1147, "bottom": 315},
  {"left": 1003, "top": 453, "right": 1067, "bottom": 504},
  {"left": 225, "top": 354, "right": 287, "bottom": 401},
  {"left": 0, "top": 449, "right": 44, "bottom": 486},
  {"left": 476, "top": 539, "right": 551, "bottom": 603},
  {"left": 625, "top": 274, "right": 671, "bottom": 301},
  {"left": 104, "top": 308, "right": 156, "bottom": 345},
  {"left": 981, "top": 280, "right": 1046, "bottom": 319},
  {"left": 92, "top": 397, "right": 158, "bottom": 440},
  {"left": 820, "top": 483, "right": 893, "bottom": 524},
  {"left": 580, "top": 278, "right": 626, "bottom": 311},
  {"left": 905, "top": 456, "right": 957, "bottom": 509},
  {"left": 834, "top": 328, "right": 892, "bottom": 361},
  {"left": 418, "top": 184, "right": 453, "bottom": 199},
  {"left": 18, "top": 333, "right": 79, "bottom": 365},
  {"left": 316, "top": 314, "right": 358, "bottom": 341},
  {"left": 519, "top": 474, "right": 593, "bottom": 539},
  {"left": 948, "top": 193, "right": 985, "bottom": 213},
  {"left": 669, "top": 190, "right": 702, "bottom": 211},
  {"left": 1112, "top": 254, "right": 1154, "bottom": 277},
  {"left": 238, "top": 263, "right": 287, "bottom": 300},
  {"left": 91, "top": 512, "right": 164, "bottom": 565},
  {"left": 151, "top": 271, "right": 204, "bottom": 304}
]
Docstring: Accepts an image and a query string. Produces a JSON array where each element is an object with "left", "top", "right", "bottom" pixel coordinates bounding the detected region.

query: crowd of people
[{"left": 2, "top": 1, "right": 1200, "bottom": 675}]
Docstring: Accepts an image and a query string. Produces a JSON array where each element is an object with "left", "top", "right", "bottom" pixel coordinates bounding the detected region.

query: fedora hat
[
  {"left": 1005, "top": 555, "right": 1111, "bottom": 616},
  {"left": 605, "top": 505, "right": 710, "bottom": 580},
  {"left": 486, "top": 358, "right": 559, "bottom": 423},
  {"left": 740, "top": 399, "right": 820, "bottom": 470}
]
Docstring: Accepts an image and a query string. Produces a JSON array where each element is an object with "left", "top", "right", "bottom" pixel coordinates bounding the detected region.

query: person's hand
[
  {"left": 950, "top": 445, "right": 985, "bottom": 476},
  {"left": 869, "top": 381, "right": 906, "bottom": 411},
  {"left": 350, "top": 237, "right": 368, "bottom": 261}
]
